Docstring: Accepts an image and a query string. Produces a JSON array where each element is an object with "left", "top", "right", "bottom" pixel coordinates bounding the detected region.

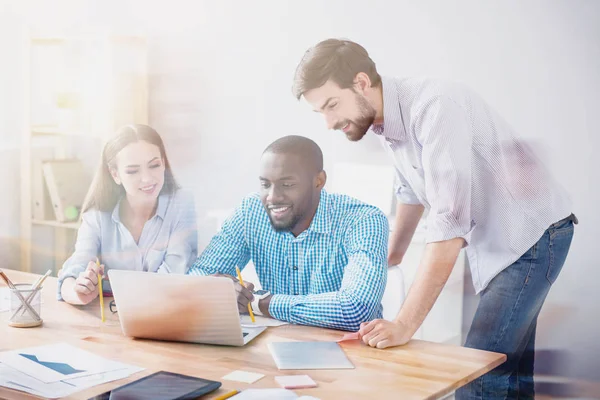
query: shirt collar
[
  {"left": 111, "top": 192, "right": 169, "bottom": 223},
  {"left": 307, "top": 190, "right": 331, "bottom": 234},
  {"left": 370, "top": 76, "right": 406, "bottom": 141}
]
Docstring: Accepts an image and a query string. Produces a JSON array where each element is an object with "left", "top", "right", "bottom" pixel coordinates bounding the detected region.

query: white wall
[
  {"left": 3, "top": 0, "right": 599, "bottom": 380},
  {"left": 0, "top": 4, "right": 27, "bottom": 268}
]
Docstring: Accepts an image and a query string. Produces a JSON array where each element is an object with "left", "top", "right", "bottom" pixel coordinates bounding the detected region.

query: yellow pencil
[
  {"left": 214, "top": 389, "right": 239, "bottom": 400},
  {"left": 96, "top": 258, "right": 105, "bottom": 323},
  {"left": 235, "top": 266, "right": 255, "bottom": 323}
]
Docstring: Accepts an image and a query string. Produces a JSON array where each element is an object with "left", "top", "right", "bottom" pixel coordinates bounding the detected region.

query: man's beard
[
  {"left": 267, "top": 207, "right": 304, "bottom": 233},
  {"left": 335, "top": 94, "right": 376, "bottom": 142}
]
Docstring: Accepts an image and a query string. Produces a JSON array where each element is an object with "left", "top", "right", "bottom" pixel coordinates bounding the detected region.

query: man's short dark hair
[
  {"left": 263, "top": 135, "right": 323, "bottom": 173},
  {"left": 292, "top": 38, "right": 381, "bottom": 100}
]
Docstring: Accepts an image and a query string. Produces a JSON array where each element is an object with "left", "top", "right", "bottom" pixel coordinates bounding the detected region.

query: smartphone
[{"left": 87, "top": 371, "right": 221, "bottom": 400}]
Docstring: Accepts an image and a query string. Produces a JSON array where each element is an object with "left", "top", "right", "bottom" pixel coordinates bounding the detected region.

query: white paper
[
  {"left": 241, "top": 315, "right": 289, "bottom": 327},
  {"left": 0, "top": 363, "right": 143, "bottom": 399},
  {"left": 62, "top": 366, "right": 144, "bottom": 387},
  {"left": 222, "top": 370, "right": 265, "bottom": 384},
  {"left": 231, "top": 388, "right": 299, "bottom": 400},
  {"left": 0, "top": 343, "right": 139, "bottom": 383}
]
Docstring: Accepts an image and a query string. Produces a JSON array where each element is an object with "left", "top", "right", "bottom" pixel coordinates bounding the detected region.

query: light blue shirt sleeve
[
  {"left": 155, "top": 190, "right": 198, "bottom": 274},
  {"left": 188, "top": 203, "right": 251, "bottom": 277},
  {"left": 57, "top": 210, "right": 101, "bottom": 301},
  {"left": 269, "top": 212, "right": 389, "bottom": 332}
]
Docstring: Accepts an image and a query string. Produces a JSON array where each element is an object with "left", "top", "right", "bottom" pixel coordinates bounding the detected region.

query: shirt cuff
[
  {"left": 394, "top": 186, "right": 422, "bottom": 205},
  {"left": 56, "top": 267, "right": 83, "bottom": 301},
  {"left": 268, "top": 294, "right": 295, "bottom": 322},
  {"left": 426, "top": 212, "right": 475, "bottom": 245},
  {"left": 187, "top": 266, "right": 209, "bottom": 276}
]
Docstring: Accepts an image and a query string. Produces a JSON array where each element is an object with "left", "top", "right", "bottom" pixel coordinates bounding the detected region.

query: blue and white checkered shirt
[{"left": 188, "top": 190, "right": 388, "bottom": 331}]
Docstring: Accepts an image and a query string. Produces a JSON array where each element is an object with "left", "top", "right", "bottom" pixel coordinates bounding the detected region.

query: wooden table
[{"left": 0, "top": 270, "right": 506, "bottom": 400}]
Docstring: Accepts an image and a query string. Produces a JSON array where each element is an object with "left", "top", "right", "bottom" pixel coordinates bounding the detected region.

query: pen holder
[{"left": 8, "top": 284, "right": 43, "bottom": 328}]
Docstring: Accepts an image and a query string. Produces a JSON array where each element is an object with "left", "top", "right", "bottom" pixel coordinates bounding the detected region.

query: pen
[
  {"left": 214, "top": 389, "right": 239, "bottom": 400},
  {"left": 97, "top": 258, "right": 105, "bottom": 323},
  {"left": 235, "top": 266, "right": 255, "bottom": 323}
]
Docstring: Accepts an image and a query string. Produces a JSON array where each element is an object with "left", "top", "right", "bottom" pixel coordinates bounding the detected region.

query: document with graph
[{"left": 0, "top": 342, "right": 139, "bottom": 383}]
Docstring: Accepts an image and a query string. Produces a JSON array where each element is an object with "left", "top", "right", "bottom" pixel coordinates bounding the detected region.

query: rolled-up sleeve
[
  {"left": 393, "top": 165, "right": 422, "bottom": 205},
  {"left": 156, "top": 191, "right": 198, "bottom": 274},
  {"left": 416, "top": 96, "right": 474, "bottom": 245},
  {"left": 57, "top": 211, "right": 101, "bottom": 300}
]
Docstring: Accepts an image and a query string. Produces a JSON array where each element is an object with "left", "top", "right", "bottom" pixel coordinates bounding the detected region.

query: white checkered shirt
[{"left": 372, "top": 76, "right": 572, "bottom": 293}]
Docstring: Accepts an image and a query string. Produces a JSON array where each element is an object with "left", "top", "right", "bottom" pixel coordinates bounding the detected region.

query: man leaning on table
[
  {"left": 188, "top": 135, "right": 388, "bottom": 332},
  {"left": 292, "top": 38, "right": 576, "bottom": 399}
]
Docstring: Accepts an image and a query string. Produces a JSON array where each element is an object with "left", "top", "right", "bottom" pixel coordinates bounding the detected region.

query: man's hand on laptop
[{"left": 212, "top": 273, "right": 255, "bottom": 314}]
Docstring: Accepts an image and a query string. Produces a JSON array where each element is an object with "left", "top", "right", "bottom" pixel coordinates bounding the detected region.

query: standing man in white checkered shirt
[{"left": 293, "top": 38, "right": 576, "bottom": 399}]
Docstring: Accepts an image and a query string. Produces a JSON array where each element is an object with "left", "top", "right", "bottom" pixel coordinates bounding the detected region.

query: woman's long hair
[{"left": 81, "top": 124, "right": 179, "bottom": 213}]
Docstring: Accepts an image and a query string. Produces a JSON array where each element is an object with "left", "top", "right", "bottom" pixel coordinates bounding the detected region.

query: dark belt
[{"left": 552, "top": 213, "right": 578, "bottom": 227}]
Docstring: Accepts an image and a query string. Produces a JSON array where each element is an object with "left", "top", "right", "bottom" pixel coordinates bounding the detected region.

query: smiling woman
[{"left": 57, "top": 124, "right": 198, "bottom": 306}]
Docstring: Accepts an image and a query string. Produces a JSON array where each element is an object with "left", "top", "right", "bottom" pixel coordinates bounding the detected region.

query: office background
[{"left": 0, "top": 0, "right": 598, "bottom": 392}]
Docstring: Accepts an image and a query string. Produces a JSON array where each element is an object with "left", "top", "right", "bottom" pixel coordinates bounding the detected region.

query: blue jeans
[{"left": 456, "top": 214, "right": 576, "bottom": 399}]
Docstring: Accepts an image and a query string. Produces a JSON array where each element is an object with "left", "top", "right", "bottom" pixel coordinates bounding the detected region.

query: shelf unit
[{"left": 20, "top": 31, "right": 148, "bottom": 274}]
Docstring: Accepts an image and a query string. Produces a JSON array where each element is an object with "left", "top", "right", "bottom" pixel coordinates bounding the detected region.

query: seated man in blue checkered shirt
[{"left": 188, "top": 135, "right": 389, "bottom": 332}]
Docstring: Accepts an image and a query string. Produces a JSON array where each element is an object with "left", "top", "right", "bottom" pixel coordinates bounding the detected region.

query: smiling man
[
  {"left": 293, "top": 38, "right": 576, "bottom": 399},
  {"left": 188, "top": 135, "right": 388, "bottom": 332}
]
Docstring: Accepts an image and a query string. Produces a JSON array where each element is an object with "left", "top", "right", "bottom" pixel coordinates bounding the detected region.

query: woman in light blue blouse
[{"left": 58, "top": 124, "right": 198, "bottom": 304}]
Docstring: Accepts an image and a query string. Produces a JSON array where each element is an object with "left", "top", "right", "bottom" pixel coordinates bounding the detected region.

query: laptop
[{"left": 108, "top": 270, "right": 266, "bottom": 346}]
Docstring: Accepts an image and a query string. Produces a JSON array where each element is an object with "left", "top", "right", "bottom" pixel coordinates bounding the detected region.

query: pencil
[
  {"left": 31, "top": 269, "right": 52, "bottom": 290},
  {"left": 214, "top": 389, "right": 239, "bottom": 400},
  {"left": 0, "top": 269, "right": 16, "bottom": 289},
  {"left": 97, "top": 258, "right": 105, "bottom": 323},
  {"left": 235, "top": 266, "right": 255, "bottom": 323}
]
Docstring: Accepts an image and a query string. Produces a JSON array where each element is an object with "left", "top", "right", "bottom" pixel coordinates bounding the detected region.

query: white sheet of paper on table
[
  {"left": 0, "top": 363, "right": 143, "bottom": 399},
  {"left": 0, "top": 343, "right": 141, "bottom": 383},
  {"left": 240, "top": 315, "right": 289, "bottom": 327}
]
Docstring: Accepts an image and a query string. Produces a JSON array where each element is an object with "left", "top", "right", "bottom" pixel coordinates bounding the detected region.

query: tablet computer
[
  {"left": 268, "top": 341, "right": 354, "bottom": 370},
  {"left": 87, "top": 371, "right": 221, "bottom": 400}
]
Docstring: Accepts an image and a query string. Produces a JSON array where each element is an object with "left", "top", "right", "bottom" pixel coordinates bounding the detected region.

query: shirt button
[
  {"left": 292, "top": 266, "right": 298, "bottom": 271},
  {"left": 412, "top": 165, "right": 418, "bottom": 169}
]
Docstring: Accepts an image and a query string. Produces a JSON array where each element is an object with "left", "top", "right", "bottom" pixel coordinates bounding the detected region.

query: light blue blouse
[{"left": 57, "top": 189, "right": 198, "bottom": 300}]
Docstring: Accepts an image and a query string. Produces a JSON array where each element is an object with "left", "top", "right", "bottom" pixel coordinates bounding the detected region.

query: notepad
[
  {"left": 275, "top": 374, "right": 318, "bottom": 389},
  {"left": 222, "top": 370, "right": 264, "bottom": 384},
  {"left": 268, "top": 341, "right": 354, "bottom": 370}
]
